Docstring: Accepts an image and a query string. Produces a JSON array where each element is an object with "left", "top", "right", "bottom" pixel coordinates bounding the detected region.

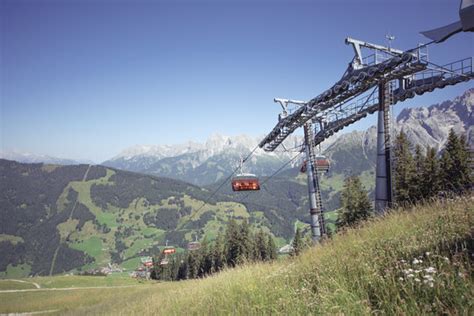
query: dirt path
[
  {"left": 0, "top": 309, "right": 60, "bottom": 315},
  {"left": 1, "top": 279, "right": 40, "bottom": 289},
  {"left": 0, "top": 284, "right": 142, "bottom": 294}
]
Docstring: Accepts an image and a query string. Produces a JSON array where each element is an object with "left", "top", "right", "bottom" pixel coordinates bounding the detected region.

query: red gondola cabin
[{"left": 231, "top": 174, "right": 260, "bottom": 191}]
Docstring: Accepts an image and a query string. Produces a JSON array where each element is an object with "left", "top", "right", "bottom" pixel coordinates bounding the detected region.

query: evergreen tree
[
  {"left": 337, "top": 175, "right": 373, "bottom": 229},
  {"left": 176, "top": 257, "right": 188, "bottom": 280},
  {"left": 458, "top": 134, "right": 472, "bottom": 190},
  {"left": 238, "top": 220, "right": 254, "bottom": 264},
  {"left": 394, "top": 131, "right": 416, "bottom": 204},
  {"left": 224, "top": 218, "right": 241, "bottom": 267},
  {"left": 254, "top": 229, "right": 268, "bottom": 261},
  {"left": 212, "top": 232, "right": 226, "bottom": 272},
  {"left": 421, "top": 147, "right": 441, "bottom": 198},
  {"left": 291, "top": 227, "right": 303, "bottom": 256},
  {"left": 198, "top": 240, "right": 213, "bottom": 277},
  {"left": 440, "top": 129, "right": 471, "bottom": 193},
  {"left": 266, "top": 235, "right": 277, "bottom": 260},
  {"left": 186, "top": 250, "right": 201, "bottom": 279},
  {"left": 411, "top": 145, "right": 425, "bottom": 202}
]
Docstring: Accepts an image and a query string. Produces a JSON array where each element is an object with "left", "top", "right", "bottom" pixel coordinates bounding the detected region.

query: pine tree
[
  {"left": 224, "top": 218, "right": 241, "bottom": 267},
  {"left": 238, "top": 220, "right": 254, "bottom": 263},
  {"left": 394, "top": 131, "right": 416, "bottom": 204},
  {"left": 186, "top": 250, "right": 201, "bottom": 279},
  {"left": 440, "top": 129, "right": 471, "bottom": 193},
  {"left": 266, "top": 235, "right": 277, "bottom": 260},
  {"left": 254, "top": 229, "right": 268, "bottom": 261},
  {"left": 176, "top": 257, "right": 188, "bottom": 280},
  {"left": 198, "top": 239, "right": 213, "bottom": 277},
  {"left": 458, "top": 134, "right": 472, "bottom": 191},
  {"left": 411, "top": 145, "right": 425, "bottom": 202},
  {"left": 337, "top": 175, "right": 373, "bottom": 229},
  {"left": 421, "top": 146, "right": 440, "bottom": 198},
  {"left": 290, "top": 227, "right": 303, "bottom": 256},
  {"left": 212, "top": 232, "right": 226, "bottom": 272}
]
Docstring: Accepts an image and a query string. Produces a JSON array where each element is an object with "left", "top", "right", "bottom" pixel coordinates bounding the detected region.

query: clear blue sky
[{"left": 1, "top": 0, "right": 472, "bottom": 163}]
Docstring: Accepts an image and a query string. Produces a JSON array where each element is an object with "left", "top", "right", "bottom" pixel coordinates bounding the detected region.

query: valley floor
[{"left": 1, "top": 196, "right": 473, "bottom": 315}]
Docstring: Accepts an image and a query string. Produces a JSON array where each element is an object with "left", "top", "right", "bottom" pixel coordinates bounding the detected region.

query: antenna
[{"left": 386, "top": 34, "right": 396, "bottom": 51}]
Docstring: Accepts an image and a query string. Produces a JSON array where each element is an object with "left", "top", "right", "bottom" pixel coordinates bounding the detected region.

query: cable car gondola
[
  {"left": 187, "top": 241, "right": 201, "bottom": 251},
  {"left": 187, "top": 236, "right": 201, "bottom": 251},
  {"left": 299, "top": 156, "right": 330, "bottom": 174},
  {"left": 231, "top": 157, "right": 260, "bottom": 191},
  {"left": 232, "top": 173, "right": 260, "bottom": 191},
  {"left": 315, "top": 156, "right": 330, "bottom": 173},
  {"left": 162, "top": 240, "right": 176, "bottom": 255}
]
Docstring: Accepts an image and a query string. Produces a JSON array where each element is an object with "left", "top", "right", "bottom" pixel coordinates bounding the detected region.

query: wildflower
[
  {"left": 424, "top": 267, "right": 436, "bottom": 274},
  {"left": 423, "top": 275, "right": 434, "bottom": 281},
  {"left": 400, "top": 259, "right": 406, "bottom": 263},
  {"left": 412, "top": 258, "right": 422, "bottom": 265},
  {"left": 399, "top": 277, "right": 404, "bottom": 281},
  {"left": 415, "top": 278, "right": 421, "bottom": 282},
  {"left": 407, "top": 274, "right": 414, "bottom": 278},
  {"left": 425, "top": 252, "right": 431, "bottom": 256},
  {"left": 443, "top": 257, "right": 449, "bottom": 262}
]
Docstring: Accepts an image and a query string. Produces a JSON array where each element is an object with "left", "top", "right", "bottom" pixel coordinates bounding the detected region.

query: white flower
[
  {"left": 425, "top": 252, "right": 431, "bottom": 256},
  {"left": 423, "top": 275, "right": 434, "bottom": 281},
  {"left": 443, "top": 257, "right": 450, "bottom": 262},
  {"left": 399, "top": 277, "right": 404, "bottom": 281},
  {"left": 415, "top": 278, "right": 421, "bottom": 282},
  {"left": 425, "top": 267, "right": 436, "bottom": 274},
  {"left": 400, "top": 259, "right": 406, "bottom": 263},
  {"left": 412, "top": 258, "right": 422, "bottom": 265},
  {"left": 407, "top": 274, "right": 414, "bottom": 278}
]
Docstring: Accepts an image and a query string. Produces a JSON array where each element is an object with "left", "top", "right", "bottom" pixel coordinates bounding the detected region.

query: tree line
[
  {"left": 333, "top": 129, "right": 471, "bottom": 232},
  {"left": 394, "top": 129, "right": 471, "bottom": 204},
  {"left": 151, "top": 129, "right": 471, "bottom": 273},
  {"left": 150, "top": 219, "right": 277, "bottom": 281}
]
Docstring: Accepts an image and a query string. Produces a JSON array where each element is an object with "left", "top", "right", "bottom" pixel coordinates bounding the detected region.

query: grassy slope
[{"left": 2, "top": 196, "right": 470, "bottom": 315}]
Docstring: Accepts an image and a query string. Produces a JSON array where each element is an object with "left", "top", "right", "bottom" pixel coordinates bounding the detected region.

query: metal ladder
[
  {"left": 383, "top": 81, "right": 394, "bottom": 205},
  {"left": 306, "top": 123, "right": 326, "bottom": 237}
]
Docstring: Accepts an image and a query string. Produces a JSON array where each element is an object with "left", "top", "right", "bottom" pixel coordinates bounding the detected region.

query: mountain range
[
  {"left": 0, "top": 150, "right": 93, "bottom": 166},
  {"left": 1, "top": 88, "right": 472, "bottom": 278},
  {"left": 104, "top": 88, "right": 473, "bottom": 185}
]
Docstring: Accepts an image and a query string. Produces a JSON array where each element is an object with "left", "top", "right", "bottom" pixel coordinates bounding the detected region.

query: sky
[{"left": 1, "top": 0, "right": 473, "bottom": 163}]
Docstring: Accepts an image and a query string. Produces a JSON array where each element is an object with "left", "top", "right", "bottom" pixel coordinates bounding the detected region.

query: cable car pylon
[
  {"left": 259, "top": 26, "right": 472, "bottom": 241},
  {"left": 303, "top": 122, "right": 326, "bottom": 241}
]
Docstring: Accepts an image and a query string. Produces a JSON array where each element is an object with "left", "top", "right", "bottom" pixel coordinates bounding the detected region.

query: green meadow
[{"left": 1, "top": 196, "right": 472, "bottom": 315}]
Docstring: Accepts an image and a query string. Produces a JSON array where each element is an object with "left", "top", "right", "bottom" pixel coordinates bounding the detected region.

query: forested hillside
[{"left": 0, "top": 159, "right": 329, "bottom": 277}]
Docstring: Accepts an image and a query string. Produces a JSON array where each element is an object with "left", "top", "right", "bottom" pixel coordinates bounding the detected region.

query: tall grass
[{"left": 5, "top": 196, "right": 473, "bottom": 315}]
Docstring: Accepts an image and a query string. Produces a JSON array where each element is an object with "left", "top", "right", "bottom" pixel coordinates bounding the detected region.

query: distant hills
[
  {"left": 1, "top": 89, "right": 472, "bottom": 277},
  {"left": 0, "top": 150, "right": 93, "bottom": 166},
  {"left": 0, "top": 159, "right": 317, "bottom": 277}
]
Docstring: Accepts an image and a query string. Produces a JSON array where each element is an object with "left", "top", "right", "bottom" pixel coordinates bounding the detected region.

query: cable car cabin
[
  {"left": 162, "top": 247, "right": 176, "bottom": 255},
  {"left": 315, "top": 156, "right": 330, "bottom": 173},
  {"left": 231, "top": 174, "right": 260, "bottom": 191},
  {"left": 299, "top": 157, "right": 330, "bottom": 174},
  {"left": 187, "top": 241, "right": 201, "bottom": 251}
]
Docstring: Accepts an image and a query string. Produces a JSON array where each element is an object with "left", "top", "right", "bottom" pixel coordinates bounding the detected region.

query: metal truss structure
[
  {"left": 259, "top": 40, "right": 473, "bottom": 152},
  {"left": 259, "top": 36, "right": 473, "bottom": 242}
]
